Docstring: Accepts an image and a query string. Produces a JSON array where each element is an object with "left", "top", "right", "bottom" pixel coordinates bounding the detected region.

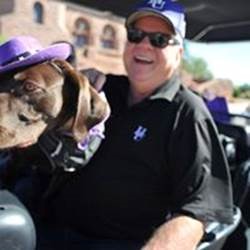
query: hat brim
[
  {"left": 0, "top": 43, "right": 71, "bottom": 74},
  {"left": 126, "top": 10, "right": 175, "bottom": 34}
]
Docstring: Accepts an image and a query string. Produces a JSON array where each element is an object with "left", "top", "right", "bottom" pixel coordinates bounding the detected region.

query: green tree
[
  {"left": 233, "top": 84, "right": 250, "bottom": 99},
  {"left": 0, "top": 35, "right": 5, "bottom": 44},
  {"left": 181, "top": 55, "right": 213, "bottom": 82}
]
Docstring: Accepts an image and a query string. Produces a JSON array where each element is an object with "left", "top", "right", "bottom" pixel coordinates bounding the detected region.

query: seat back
[{"left": 216, "top": 122, "right": 249, "bottom": 164}]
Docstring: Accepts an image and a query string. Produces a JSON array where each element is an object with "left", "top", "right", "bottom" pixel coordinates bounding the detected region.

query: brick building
[{"left": 0, "top": 0, "right": 127, "bottom": 73}]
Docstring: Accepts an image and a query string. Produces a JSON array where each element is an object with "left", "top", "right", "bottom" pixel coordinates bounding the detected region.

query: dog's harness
[
  {"left": 37, "top": 89, "right": 109, "bottom": 199},
  {"left": 38, "top": 118, "right": 106, "bottom": 173},
  {"left": 37, "top": 117, "right": 106, "bottom": 199}
]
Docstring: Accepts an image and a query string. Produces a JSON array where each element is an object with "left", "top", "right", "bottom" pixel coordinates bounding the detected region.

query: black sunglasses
[{"left": 127, "top": 28, "right": 180, "bottom": 48}]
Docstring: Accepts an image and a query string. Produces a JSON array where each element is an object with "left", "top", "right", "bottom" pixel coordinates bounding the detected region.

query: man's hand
[{"left": 80, "top": 68, "right": 106, "bottom": 92}]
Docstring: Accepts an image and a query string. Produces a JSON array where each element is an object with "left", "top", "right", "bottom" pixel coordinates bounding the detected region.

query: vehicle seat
[{"left": 0, "top": 190, "right": 36, "bottom": 250}]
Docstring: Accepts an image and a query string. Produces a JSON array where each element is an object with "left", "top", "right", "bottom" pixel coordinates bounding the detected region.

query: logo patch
[
  {"left": 133, "top": 126, "right": 147, "bottom": 142},
  {"left": 147, "top": 0, "right": 166, "bottom": 9}
]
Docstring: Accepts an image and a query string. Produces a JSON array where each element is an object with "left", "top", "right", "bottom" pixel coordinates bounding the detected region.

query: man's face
[{"left": 123, "top": 16, "right": 183, "bottom": 89}]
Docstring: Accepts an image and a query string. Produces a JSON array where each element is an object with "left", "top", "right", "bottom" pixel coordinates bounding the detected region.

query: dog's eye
[{"left": 23, "top": 81, "right": 39, "bottom": 92}]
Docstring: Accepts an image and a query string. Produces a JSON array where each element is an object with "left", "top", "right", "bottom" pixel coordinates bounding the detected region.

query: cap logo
[{"left": 147, "top": 0, "right": 166, "bottom": 9}]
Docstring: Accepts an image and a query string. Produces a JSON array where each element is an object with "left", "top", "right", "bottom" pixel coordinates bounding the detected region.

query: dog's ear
[
  {"left": 50, "top": 59, "right": 109, "bottom": 142},
  {"left": 87, "top": 85, "right": 109, "bottom": 127},
  {"left": 72, "top": 74, "right": 109, "bottom": 142}
]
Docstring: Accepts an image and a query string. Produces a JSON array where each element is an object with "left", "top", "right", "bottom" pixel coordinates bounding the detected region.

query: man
[
  {"left": 3, "top": 0, "right": 234, "bottom": 249},
  {"left": 35, "top": 0, "right": 234, "bottom": 249}
]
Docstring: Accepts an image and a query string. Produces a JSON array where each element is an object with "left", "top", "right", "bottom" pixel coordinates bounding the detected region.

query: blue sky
[{"left": 185, "top": 40, "right": 250, "bottom": 86}]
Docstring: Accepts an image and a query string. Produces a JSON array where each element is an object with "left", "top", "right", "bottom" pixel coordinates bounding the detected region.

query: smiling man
[
  {"left": 5, "top": 0, "right": 234, "bottom": 250},
  {"left": 124, "top": 12, "right": 184, "bottom": 105}
]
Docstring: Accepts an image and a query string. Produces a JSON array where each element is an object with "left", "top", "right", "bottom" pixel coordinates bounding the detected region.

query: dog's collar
[
  {"left": 38, "top": 120, "right": 107, "bottom": 173},
  {"left": 77, "top": 117, "right": 106, "bottom": 151}
]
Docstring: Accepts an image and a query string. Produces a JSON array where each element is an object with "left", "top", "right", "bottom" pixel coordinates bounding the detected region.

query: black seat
[{"left": 216, "top": 122, "right": 249, "bottom": 165}]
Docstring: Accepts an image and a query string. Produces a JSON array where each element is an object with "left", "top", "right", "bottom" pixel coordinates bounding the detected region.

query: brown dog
[{"left": 0, "top": 59, "right": 109, "bottom": 149}]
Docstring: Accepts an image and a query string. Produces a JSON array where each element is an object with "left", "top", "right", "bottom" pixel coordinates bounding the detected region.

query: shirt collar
[{"left": 149, "top": 73, "right": 181, "bottom": 102}]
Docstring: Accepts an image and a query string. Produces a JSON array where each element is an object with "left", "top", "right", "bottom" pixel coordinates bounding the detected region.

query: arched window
[
  {"left": 33, "top": 2, "right": 44, "bottom": 24},
  {"left": 101, "top": 25, "right": 117, "bottom": 49},
  {"left": 73, "top": 18, "right": 90, "bottom": 48}
]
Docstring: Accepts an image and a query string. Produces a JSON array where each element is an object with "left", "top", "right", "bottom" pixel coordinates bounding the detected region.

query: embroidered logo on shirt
[
  {"left": 133, "top": 126, "right": 147, "bottom": 142},
  {"left": 147, "top": 0, "right": 166, "bottom": 9}
]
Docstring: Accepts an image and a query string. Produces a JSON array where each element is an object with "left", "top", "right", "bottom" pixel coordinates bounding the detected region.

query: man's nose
[{"left": 137, "top": 36, "right": 153, "bottom": 48}]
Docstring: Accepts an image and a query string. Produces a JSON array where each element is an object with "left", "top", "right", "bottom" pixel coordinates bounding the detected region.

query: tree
[
  {"left": 0, "top": 35, "right": 5, "bottom": 44},
  {"left": 181, "top": 55, "right": 213, "bottom": 82},
  {"left": 233, "top": 84, "right": 250, "bottom": 99}
]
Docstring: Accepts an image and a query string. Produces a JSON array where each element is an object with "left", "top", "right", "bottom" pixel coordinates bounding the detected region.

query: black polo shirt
[{"left": 48, "top": 74, "right": 234, "bottom": 241}]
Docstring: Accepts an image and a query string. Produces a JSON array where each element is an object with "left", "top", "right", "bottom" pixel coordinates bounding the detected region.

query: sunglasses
[{"left": 127, "top": 28, "right": 180, "bottom": 48}]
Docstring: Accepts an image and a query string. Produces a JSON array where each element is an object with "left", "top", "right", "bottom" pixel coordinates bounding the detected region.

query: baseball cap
[{"left": 126, "top": 0, "right": 186, "bottom": 44}]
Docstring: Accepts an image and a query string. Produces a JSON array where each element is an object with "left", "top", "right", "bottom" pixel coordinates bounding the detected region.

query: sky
[{"left": 185, "top": 40, "right": 250, "bottom": 86}]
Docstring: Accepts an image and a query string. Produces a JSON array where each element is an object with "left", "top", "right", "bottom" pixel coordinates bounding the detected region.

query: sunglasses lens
[
  {"left": 127, "top": 28, "right": 179, "bottom": 48},
  {"left": 150, "top": 33, "right": 169, "bottom": 48},
  {"left": 127, "top": 29, "right": 144, "bottom": 43}
]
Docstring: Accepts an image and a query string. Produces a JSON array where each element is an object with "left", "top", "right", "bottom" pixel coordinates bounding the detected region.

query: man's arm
[{"left": 142, "top": 215, "right": 204, "bottom": 250}]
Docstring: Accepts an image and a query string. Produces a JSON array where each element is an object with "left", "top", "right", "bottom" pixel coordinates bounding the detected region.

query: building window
[
  {"left": 73, "top": 18, "right": 90, "bottom": 48},
  {"left": 33, "top": 2, "right": 44, "bottom": 24},
  {"left": 101, "top": 25, "right": 116, "bottom": 49}
]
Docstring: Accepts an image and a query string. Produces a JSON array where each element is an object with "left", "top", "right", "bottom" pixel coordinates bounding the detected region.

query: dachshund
[{"left": 0, "top": 59, "right": 109, "bottom": 149}]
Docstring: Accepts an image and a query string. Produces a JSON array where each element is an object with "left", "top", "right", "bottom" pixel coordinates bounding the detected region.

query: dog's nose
[
  {"left": 18, "top": 113, "right": 30, "bottom": 123},
  {"left": 18, "top": 112, "right": 42, "bottom": 125}
]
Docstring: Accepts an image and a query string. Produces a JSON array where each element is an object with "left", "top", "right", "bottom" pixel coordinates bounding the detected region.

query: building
[{"left": 0, "top": 0, "right": 127, "bottom": 73}]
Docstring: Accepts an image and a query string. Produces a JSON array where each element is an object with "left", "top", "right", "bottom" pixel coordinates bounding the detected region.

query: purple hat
[
  {"left": 0, "top": 35, "right": 71, "bottom": 74},
  {"left": 126, "top": 0, "right": 186, "bottom": 43}
]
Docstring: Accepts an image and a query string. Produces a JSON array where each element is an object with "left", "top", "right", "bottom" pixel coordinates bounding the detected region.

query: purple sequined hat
[{"left": 0, "top": 35, "right": 71, "bottom": 74}]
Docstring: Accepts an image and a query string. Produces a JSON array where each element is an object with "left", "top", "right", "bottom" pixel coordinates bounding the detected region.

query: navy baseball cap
[{"left": 126, "top": 0, "right": 186, "bottom": 43}]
